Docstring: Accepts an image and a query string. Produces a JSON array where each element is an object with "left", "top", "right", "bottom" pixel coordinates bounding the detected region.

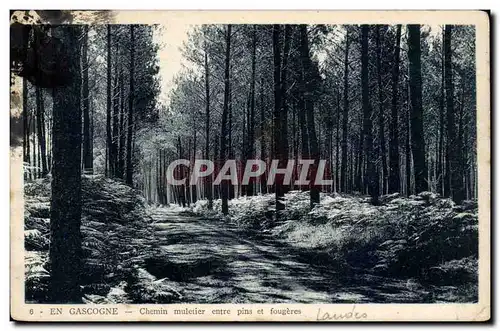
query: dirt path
[{"left": 146, "top": 207, "right": 433, "bottom": 304}]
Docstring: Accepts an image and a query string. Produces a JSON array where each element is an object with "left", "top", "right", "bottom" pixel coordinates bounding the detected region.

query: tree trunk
[
  {"left": 49, "top": 25, "right": 83, "bottom": 303},
  {"left": 376, "top": 26, "right": 387, "bottom": 195},
  {"left": 220, "top": 24, "right": 231, "bottom": 215},
  {"left": 106, "top": 25, "right": 113, "bottom": 177},
  {"left": 259, "top": 76, "right": 267, "bottom": 194},
  {"left": 340, "top": 29, "right": 350, "bottom": 193},
  {"left": 273, "top": 24, "right": 286, "bottom": 211},
  {"left": 407, "top": 24, "right": 428, "bottom": 194},
  {"left": 355, "top": 113, "right": 364, "bottom": 193},
  {"left": 281, "top": 25, "right": 292, "bottom": 194},
  {"left": 111, "top": 53, "right": 119, "bottom": 178},
  {"left": 35, "top": 86, "right": 48, "bottom": 176},
  {"left": 23, "top": 77, "right": 30, "bottom": 177},
  {"left": 292, "top": 101, "right": 298, "bottom": 190},
  {"left": 118, "top": 70, "right": 125, "bottom": 179},
  {"left": 361, "top": 25, "right": 379, "bottom": 204},
  {"left": 437, "top": 28, "right": 445, "bottom": 196},
  {"left": 204, "top": 49, "right": 213, "bottom": 208},
  {"left": 405, "top": 80, "right": 412, "bottom": 196},
  {"left": 457, "top": 80, "right": 465, "bottom": 202},
  {"left": 245, "top": 25, "right": 258, "bottom": 196},
  {"left": 444, "top": 25, "right": 464, "bottom": 204},
  {"left": 300, "top": 24, "right": 320, "bottom": 207},
  {"left": 388, "top": 25, "right": 401, "bottom": 193},
  {"left": 82, "top": 25, "right": 92, "bottom": 174},
  {"left": 335, "top": 90, "right": 341, "bottom": 192},
  {"left": 228, "top": 82, "right": 235, "bottom": 200},
  {"left": 126, "top": 25, "right": 135, "bottom": 186}
]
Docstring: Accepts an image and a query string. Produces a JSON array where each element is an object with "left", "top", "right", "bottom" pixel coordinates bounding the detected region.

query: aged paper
[{"left": 10, "top": 10, "right": 490, "bottom": 322}]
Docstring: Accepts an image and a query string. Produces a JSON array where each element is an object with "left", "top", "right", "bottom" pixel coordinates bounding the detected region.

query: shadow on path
[{"left": 146, "top": 207, "right": 433, "bottom": 304}]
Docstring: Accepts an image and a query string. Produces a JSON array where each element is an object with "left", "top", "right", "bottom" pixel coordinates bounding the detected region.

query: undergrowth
[
  {"left": 188, "top": 190, "right": 478, "bottom": 293},
  {"left": 24, "top": 175, "right": 181, "bottom": 304}
]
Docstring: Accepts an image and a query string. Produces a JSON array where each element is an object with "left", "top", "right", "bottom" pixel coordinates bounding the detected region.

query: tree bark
[
  {"left": 299, "top": 24, "right": 320, "bottom": 207},
  {"left": 444, "top": 25, "right": 464, "bottom": 204},
  {"left": 405, "top": 80, "right": 412, "bottom": 196},
  {"left": 35, "top": 86, "right": 48, "bottom": 176},
  {"left": 273, "top": 24, "right": 286, "bottom": 211},
  {"left": 49, "top": 25, "right": 83, "bottom": 303},
  {"left": 407, "top": 24, "right": 428, "bottom": 194},
  {"left": 245, "top": 25, "right": 258, "bottom": 196},
  {"left": 340, "top": 28, "right": 350, "bottom": 193},
  {"left": 126, "top": 25, "right": 135, "bottom": 186},
  {"left": 111, "top": 49, "right": 119, "bottom": 178},
  {"left": 204, "top": 49, "right": 213, "bottom": 208},
  {"left": 228, "top": 82, "right": 235, "bottom": 200},
  {"left": 259, "top": 76, "right": 267, "bottom": 194},
  {"left": 438, "top": 28, "right": 445, "bottom": 195},
  {"left": 220, "top": 24, "right": 231, "bottom": 215},
  {"left": 106, "top": 25, "right": 114, "bottom": 177},
  {"left": 117, "top": 70, "right": 125, "bottom": 179},
  {"left": 361, "top": 25, "right": 379, "bottom": 204},
  {"left": 376, "top": 26, "right": 387, "bottom": 195},
  {"left": 82, "top": 25, "right": 92, "bottom": 173},
  {"left": 335, "top": 89, "right": 341, "bottom": 192},
  {"left": 23, "top": 77, "right": 30, "bottom": 176},
  {"left": 388, "top": 25, "right": 401, "bottom": 194}
]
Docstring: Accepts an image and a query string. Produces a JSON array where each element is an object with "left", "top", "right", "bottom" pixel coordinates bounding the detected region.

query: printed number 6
[{"left": 29, "top": 309, "right": 33, "bottom": 315}]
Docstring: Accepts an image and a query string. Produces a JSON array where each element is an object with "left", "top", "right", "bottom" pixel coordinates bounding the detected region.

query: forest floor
[
  {"left": 24, "top": 177, "right": 478, "bottom": 304},
  {"left": 142, "top": 207, "right": 459, "bottom": 303}
]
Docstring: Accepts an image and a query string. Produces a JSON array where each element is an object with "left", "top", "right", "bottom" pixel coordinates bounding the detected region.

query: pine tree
[
  {"left": 388, "top": 25, "right": 401, "bottom": 194},
  {"left": 49, "top": 25, "right": 83, "bottom": 303}
]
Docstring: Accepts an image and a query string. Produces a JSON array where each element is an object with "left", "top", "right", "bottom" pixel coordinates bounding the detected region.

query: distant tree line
[{"left": 157, "top": 24, "right": 476, "bottom": 212}]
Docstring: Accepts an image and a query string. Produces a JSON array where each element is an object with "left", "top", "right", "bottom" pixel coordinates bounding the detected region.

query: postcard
[{"left": 10, "top": 10, "right": 490, "bottom": 322}]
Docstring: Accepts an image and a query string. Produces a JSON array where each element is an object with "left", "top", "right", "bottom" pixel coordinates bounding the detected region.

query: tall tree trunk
[
  {"left": 106, "top": 25, "right": 113, "bottom": 177},
  {"left": 111, "top": 55, "right": 119, "bottom": 178},
  {"left": 407, "top": 24, "right": 428, "bottom": 194},
  {"left": 191, "top": 123, "right": 198, "bottom": 203},
  {"left": 259, "top": 76, "right": 267, "bottom": 194},
  {"left": 228, "top": 83, "right": 235, "bottom": 200},
  {"left": 33, "top": 99, "right": 38, "bottom": 179},
  {"left": 220, "top": 24, "right": 231, "bottom": 215},
  {"left": 355, "top": 112, "right": 364, "bottom": 193},
  {"left": 438, "top": 28, "right": 445, "bottom": 195},
  {"left": 298, "top": 78, "right": 308, "bottom": 163},
  {"left": 273, "top": 24, "right": 286, "bottom": 211},
  {"left": 23, "top": 77, "right": 30, "bottom": 176},
  {"left": 281, "top": 25, "right": 291, "bottom": 194},
  {"left": 444, "top": 25, "right": 464, "bottom": 204},
  {"left": 300, "top": 25, "right": 320, "bottom": 207},
  {"left": 340, "top": 28, "right": 350, "bottom": 193},
  {"left": 49, "top": 25, "right": 83, "bottom": 303},
  {"left": 405, "top": 80, "right": 412, "bottom": 196},
  {"left": 35, "top": 86, "right": 47, "bottom": 176},
  {"left": 126, "top": 25, "right": 135, "bottom": 186},
  {"left": 292, "top": 101, "right": 298, "bottom": 190},
  {"left": 457, "top": 80, "right": 465, "bottom": 202},
  {"left": 361, "top": 25, "right": 379, "bottom": 204},
  {"left": 82, "top": 25, "right": 92, "bottom": 173},
  {"left": 213, "top": 133, "right": 219, "bottom": 200},
  {"left": 376, "top": 26, "right": 387, "bottom": 195},
  {"left": 246, "top": 25, "right": 258, "bottom": 196},
  {"left": 118, "top": 70, "right": 125, "bottom": 179},
  {"left": 335, "top": 90, "right": 341, "bottom": 192},
  {"left": 388, "top": 24, "right": 401, "bottom": 193},
  {"left": 204, "top": 49, "right": 213, "bottom": 208}
]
